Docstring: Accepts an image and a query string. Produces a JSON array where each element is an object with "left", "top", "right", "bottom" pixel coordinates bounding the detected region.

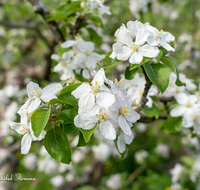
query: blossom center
[
  {"left": 24, "top": 97, "right": 29, "bottom": 103},
  {"left": 97, "top": 110, "right": 108, "bottom": 122},
  {"left": 185, "top": 101, "right": 191, "bottom": 107},
  {"left": 86, "top": 51, "right": 92, "bottom": 56},
  {"left": 155, "top": 29, "right": 163, "bottom": 38},
  {"left": 130, "top": 43, "right": 139, "bottom": 53},
  {"left": 61, "top": 61, "right": 67, "bottom": 67},
  {"left": 20, "top": 127, "right": 29, "bottom": 135},
  {"left": 90, "top": 81, "right": 100, "bottom": 94},
  {"left": 32, "top": 87, "right": 42, "bottom": 98},
  {"left": 120, "top": 104, "right": 132, "bottom": 116},
  {"left": 114, "top": 38, "right": 118, "bottom": 43}
]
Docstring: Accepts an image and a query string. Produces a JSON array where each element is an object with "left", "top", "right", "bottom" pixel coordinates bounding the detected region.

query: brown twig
[
  {"left": 136, "top": 66, "right": 152, "bottom": 112},
  {"left": 138, "top": 115, "right": 168, "bottom": 123}
]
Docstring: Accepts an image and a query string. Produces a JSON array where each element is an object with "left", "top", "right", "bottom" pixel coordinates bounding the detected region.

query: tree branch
[
  {"left": 138, "top": 115, "right": 168, "bottom": 123},
  {"left": 27, "top": 0, "right": 65, "bottom": 43},
  {"left": 136, "top": 66, "right": 152, "bottom": 112}
]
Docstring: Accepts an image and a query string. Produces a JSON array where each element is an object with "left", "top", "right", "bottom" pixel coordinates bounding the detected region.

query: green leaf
[
  {"left": 44, "top": 127, "right": 71, "bottom": 164},
  {"left": 143, "top": 62, "right": 170, "bottom": 93},
  {"left": 103, "top": 58, "right": 121, "bottom": 70},
  {"left": 80, "top": 127, "right": 96, "bottom": 143},
  {"left": 125, "top": 66, "right": 139, "bottom": 80},
  {"left": 159, "top": 46, "right": 169, "bottom": 56},
  {"left": 142, "top": 104, "right": 159, "bottom": 119},
  {"left": 182, "top": 156, "right": 195, "bottom": 167},
  {"left": 44, "top": 122, "right": 54, "bottom": 132},
  {"left": 77, "top": 132, "right": 93, "bottom": 147},
  {"left": 59, "top": 82, "right": 82, "bottom": 96},
  {"left": 86, "top": 14, "right": 103, "bottom": 27},
  {"left": 31, "top": 107, "right": 51, "bottom": 138},
  {"left": 74, "top": 70, "right": 88, "bottom": 82},
  {"left": 57, "top": 109, "right": 79, "bottom": 134},
  {"left": 161, "top": 116, "right": 183, "bottom": 133},
  {"left": 129, "top": 57, "right": 151, "bottom": 71},
  {"left": 155, "top": 50, "right": 163, "bottom": 62},
  {"left": 160, "top": 56, "right": 186, "bottom": 87},
  {"left": 58, "top": 93, "right": 78, "bottom": 108},
  {"left": 87, "top": 28, "right": 101, "bottom": 45},
  {"left": 47, "top": 98, "right": 69, "bottom": 106}
]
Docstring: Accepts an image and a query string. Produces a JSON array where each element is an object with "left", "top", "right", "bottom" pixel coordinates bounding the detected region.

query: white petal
[
  {"left": 117, "top": 133, "right": 126, "bottom": 153},
  {"left": 81, "top": 112, "right": 98, "bottom": 130},
  {"left": 28, "top": 98, "right": 41, "bottom": 113},
  {"left": 129, "top": 52, "right": 143, "bottom": 64},
  {"left": 147, "top": 36, "right": 159, "bottom": 46},
  {"left": 74, "top": 115, "right": 84, "bottom": 128},
  {"left": 21, "top": 133, "right": 32, "bottom": 154},
  {"left": 124, "top": 132, "right": 134, "bottom": 144},
  {"left": 175, "top": 92, "right": 188, "bottom": 105},
  {"left": 170, "top": 105, "right": 186, "bottom": 117},
  {"left": 135, "top": 23, "right": 148, "bottom": 45},
  {"left": 159, "top": 39, "right": 175, "bottom": 52},
  {"left": 96, "top": 92, "right": 115, "bottom": 108},
  {"left": 61, "top": 40, "right": 77, "bottom": 48},
  {"left": 71, "top": 83, "right": 91, "bottom": 99},
  {"left": 41, "top": 94, "right": 57, "bottom": 102},
  {"left": 92, "top": 68, "right": 106, "bottom": 86},
  {"left": 42, "top": 83, "right": 63, "bottom": 95},
  {"left": 124, "top": 110, "right": 140, "bottom": 123},
  {"left": 27, "top": 82, "right": 40, "bottom": 99},
  {"left": 118, "top": 115, "right": 132, "bottom": 136},
  {"left": 10, "top": 122, "right": 25, "bottom": 135},
  {"left": 115, "top": 46, "right": 132, "bottom": 61},
  {"left": 51, "top": 54, "right": 61, "bottom": 61},
  {"left": 138, "top": 44, "right": 159, "bottom": 58},
  {"left": 79, "top": 93, "right": 95, "bottom": 112},
  {"left": 99, "top": 121, "right": 116, "bottom": 140},
  {"left": 82, "top": 69, "right": 90, "bottom": 79}
]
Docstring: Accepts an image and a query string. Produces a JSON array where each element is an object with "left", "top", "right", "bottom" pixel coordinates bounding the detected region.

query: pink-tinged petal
[
  {"left": 41, "top": 94, "right": 57, "bottom": 102},
  {"left": 21, "top": 133, "right": 32, "bottom": 154},
  {"left": 170, "top": 105, "right": 186, "bottom": 117},
  {"left": 96, "top": 92, "right": 115, "bottom": 108},
  {"left": 42, "top": 83, "right": 63, "bottom": 95},
  {"left": 27, "top": 82, "right": 40, "bottom": 99},
  {"left": 138, "top": 44, "right": 159, "bottom": 58},
  {"left": 71, "top": 83, "right": 91, "bottom": 99},
  {"left": 118, "top": 115, "right": 132, "bottom": 136},
  {"left": 147, "top": 36, "right": 159, "bottom": 46},
  {"left": 124, "top": 132, "right": 134, "bottom": 144},
  {"left": 79, "top": 93, "right": 95, "bottom": 112},
  {"left": 125, "top": 110, "right": 140, "bottom": 123},
  {"left": 175, "top": 92, "right": 188, "bottom": 105},
  {"left": 74, "top": 115, "right": 84, "bottom": 128},
  {"left": 129, "top": 52, "right": 143, "bottom": 64},
  {"left": 61, "top": 40, "right": 77, "bottom": 48},
  {"left": 51, "top": 54, "right": 61, "bottom": 62},
  {"left": 28, "top": 98, "right": 41, "bottom": 113},
  {"left": 99, "top": 121, "right": 116, "bottom": 140},
  {"left": 117, "top": 133, "right": 126, "bottom": 153},
  {"left": 158, "top": 39, "right": 175, "bottom": 52}
]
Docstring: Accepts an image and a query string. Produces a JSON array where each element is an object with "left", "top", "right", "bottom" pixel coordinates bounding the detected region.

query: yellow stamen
[
  {"left": 23, "top": 97, "right": 29, "bottom": 103},
  {"left": 97, "top": 110, "right": 108, "bottom": 122},
  {"left": 114, "top": 38, "right": 118, "bottom": 43},
  {"left": 90, "top": 81, "right": 100, "bottom": 94},
  {"left": 130, "top": 43, "right": 139, "bottom": 53},
  {"left": 194, "top": 115, "right": 199, "bottom": 121},
  {"left": 32, "top": 87, "right": 42, "bottom": 98},
  {"left": 20, "top": 127, "right": 29, "bottom": 135},
  {"left": 185, "top": 102, "right": 191, "bottom": 107},
  {"left": 115, "top": 78, "right": 125, "bottom": 85},
  {"left": 101, "top": 0, "right": 105, "bottom": 4},
  {"left": 74, "top": 34, "right": 81, "bottom": 39},
  {"left": 61, "top": 62, "right": 67, "bottom": 67},
  {"left": 121, "top": 104, "right": 132, "bottom": 116},
  {"left": 86, "top": 51, "right": 92, "bottom": 56},
  {"left": 132, "top": 100, "right": 140, "bottom": 109},
  {"left": 156, "top": 29, "right": 163, "bottom": 37}
]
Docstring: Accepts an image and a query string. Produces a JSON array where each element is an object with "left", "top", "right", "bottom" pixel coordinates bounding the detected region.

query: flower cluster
[
  {"left": 110, "top": 20, "right": 175, "bottom": 64},
  {"left": 10, "top": 82, "right": 63, "bottom": 154},
  {"left": 72, "top": 68, "right": 140, "bottom": 153},
  {"left": 51, "top": 37, "right": 105, "bottom": 80}
]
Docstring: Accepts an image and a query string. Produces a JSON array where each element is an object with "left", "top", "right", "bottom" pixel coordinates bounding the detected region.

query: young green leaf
[
  {"left": 142, "top": 104, "right": 159, "bottom": 119},
  {"left": 161, "top": 116, "right": 183, "bottom": 133},
  {"left": 58, "top": 82, "right": 82, "bottom": 96},
  {"left": 143, "top": 62, "right": 170, "bottom": 93},
  {"left": 80, "top": 127, "right": 96, "bottom": 143},
  {"left": 160, "top": 56, "right": 186, "bottom": 87},
  {"left": 44, "top": 127, "right": 71, "bottom": 164},
  {"left": 31, "top": 106, "right": 51, "bottom": 138},
  {"left": 129, "top": 57, "right": 151, "bottom": 71},
  {"left": 58, "top": 93, "right": 78, "bottom": 109},
  {"left": 77, "top": 132, "right": 94, "bottom": 147},
  {"left": 125, "top": 66, "right": 139, "bottom": 80}
]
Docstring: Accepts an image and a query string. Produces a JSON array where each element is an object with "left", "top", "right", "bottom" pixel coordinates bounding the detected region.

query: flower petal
[
  {"left": 71, "top": 83, "right": 91, "bottom": 99},
  {"left": 27, "top": 82, "right": 40, "bottom": 99},
  {"left": 42, "top": 83, "right": 63, "bottom": 95},
  {"left": 21, "top": 133, "right": 32, "bottom": 154},
  {"left": 28, "top": 98, "right": 41, "bottom": 113},
  {"left": 96, "top": 92, "right": 115, "bottom": 108},
  {"left": 117, "top": 133, "right": 126, "bottom": 153},
  {"left": 170, "top": 105, "right": 186, "bottom": 117},
  {"left": 129, "top": 52, "right": 143, "bottom": 64},
  {"left": 124, "top": 132, "right": 134, "bottom": 144},
  {"left": 118, "top": 115, "right": 132, "bottom": 136},
  {"left": 138, "top": 44, "right": 159, "bottom": 58},
  {"left": 99, "top": 121, "right": 116, "bottom": 140}
]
